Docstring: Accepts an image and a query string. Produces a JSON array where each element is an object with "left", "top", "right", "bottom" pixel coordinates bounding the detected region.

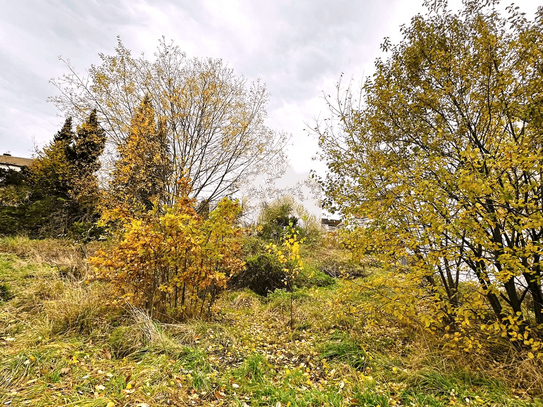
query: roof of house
[
  {"left": 0, "top": 154, "right": 35, "bottom": 168},
  {"left": 321, "top": 218, "right": 342, "bottom": 227}
]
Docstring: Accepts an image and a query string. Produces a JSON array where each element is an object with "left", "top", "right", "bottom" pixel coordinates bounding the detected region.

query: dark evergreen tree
[
  {"left": 68, "top": 110, "right": 107, "bottom": 231},
  {"left": 2, "top": 112, "right": 108, "bottom": 238},
  {"left": 68, "top": 111, "right": 106, "bottom": 176},
  {"left": 53, "top": 117, "right": 75, "bottom": 143}
]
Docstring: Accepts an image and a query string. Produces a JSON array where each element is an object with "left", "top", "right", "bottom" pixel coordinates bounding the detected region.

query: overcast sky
[{"left": 0, "top": 0, "right": 540, "bottom": 176}]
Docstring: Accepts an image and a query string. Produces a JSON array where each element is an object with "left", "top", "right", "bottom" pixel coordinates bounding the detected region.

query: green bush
[
  {"left": 258, "top": 199, "right": 298, "bottom": 241},
  {"left": 0, "top": 283, "right": 13, "bottom": 302},
  {"left": 229, "top": 253, "right": 287, "bottom": 296},
  {"left": 257, "top": 195, "right": 322, "bottom": 243}
]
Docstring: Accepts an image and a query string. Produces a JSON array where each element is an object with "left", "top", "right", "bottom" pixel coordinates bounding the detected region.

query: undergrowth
[{"left": 0, "top": 237, "right": 541, "bottom": 406}]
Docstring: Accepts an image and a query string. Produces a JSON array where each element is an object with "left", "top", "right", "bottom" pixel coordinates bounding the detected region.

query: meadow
[{"left": 1, "top": 236, "right": 541, "bottom": 407}]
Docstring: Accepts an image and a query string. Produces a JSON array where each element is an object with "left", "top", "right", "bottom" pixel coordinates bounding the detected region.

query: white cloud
[{"left": 1, "top": 0, "right": 540, "bottom": 172}]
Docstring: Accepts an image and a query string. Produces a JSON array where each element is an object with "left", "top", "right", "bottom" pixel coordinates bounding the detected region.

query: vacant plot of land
[{"left": 0, "top": 242, "right": 541, "bottom": 406}]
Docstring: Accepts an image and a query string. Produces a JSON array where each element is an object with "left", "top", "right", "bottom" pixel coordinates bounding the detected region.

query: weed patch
[
  {"left": 1, "top": 238, "right": 541, "bottom": 406},
  {"left": 320, "top": 332, "right": 369, "bottom": 371}
]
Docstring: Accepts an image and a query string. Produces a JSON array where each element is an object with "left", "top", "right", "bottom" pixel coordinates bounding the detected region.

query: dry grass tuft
[
  {"left": 109, "top": 302, "right": 187, "bottom": 358},
  {"left": 0, "top": 236, "right": 102, "bottom": 280},
  {"left": 42, "top": 281, "right": 121, "bottom": 336},
  {"left": 507, "top": 357, "right": 543, "bottom": 396},
  {"left": 229, "top": 289, "right": 262, "bottom": 310}
]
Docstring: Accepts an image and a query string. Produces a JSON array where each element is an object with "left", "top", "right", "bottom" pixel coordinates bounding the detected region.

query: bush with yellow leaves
[
  {"left": 267, "top": 223, "right": 304, "bottom": 328},
  {"left": 90, "top": 185, "right": 244, "bottom": 321}
]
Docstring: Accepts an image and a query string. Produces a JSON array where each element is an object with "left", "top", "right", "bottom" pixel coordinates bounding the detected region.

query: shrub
[
  {"left": 257, "top": 195, "right": 322, "bottom": 243},
  {"left": 229, "top": 253, "right": 286, "bottom": 296},
  {"left": 90, "top": 189, "right": 244, "bottom": 321}
]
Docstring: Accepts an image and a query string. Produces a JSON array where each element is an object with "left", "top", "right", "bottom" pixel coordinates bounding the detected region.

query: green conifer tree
[{"left": 26, "top": 112, "right": 106, "bottom": 237}]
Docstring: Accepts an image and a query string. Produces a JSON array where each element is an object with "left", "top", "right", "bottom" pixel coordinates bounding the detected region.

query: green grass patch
[
  {"left": 1, "top": 237, "right": 541, "bottom": 406},
  {"left": 320, "top": 332, "right": 369, "bottom": 371}
]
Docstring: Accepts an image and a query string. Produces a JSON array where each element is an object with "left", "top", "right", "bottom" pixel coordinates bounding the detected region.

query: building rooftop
[{"left": 0, "top": 154, "right": 34, "bottom": 168}]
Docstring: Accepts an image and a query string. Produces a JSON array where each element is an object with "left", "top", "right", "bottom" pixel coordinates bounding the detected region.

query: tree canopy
[
  {"left": 315, "top": 0, "right": 543, "bottom": 346},
  {"left": 50, "top": 38, "right": 287, "bottom": 204}
]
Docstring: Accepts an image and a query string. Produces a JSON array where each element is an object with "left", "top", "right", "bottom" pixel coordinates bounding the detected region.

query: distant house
[
  {"left": 321, "top": 217, "right": 342, "bottom": 231},
  {"left": 0, "top": 153, "right": 34, "bottom": 172}
]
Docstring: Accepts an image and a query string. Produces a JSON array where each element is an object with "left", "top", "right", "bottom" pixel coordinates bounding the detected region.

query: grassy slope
[{"left": 0, "top": 239, "right": 541, "bottom": 407}]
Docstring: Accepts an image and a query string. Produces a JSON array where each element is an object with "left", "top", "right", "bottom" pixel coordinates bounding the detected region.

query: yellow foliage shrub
[{"left": 90, "top": 189, "right": 244, "bottom": 321}]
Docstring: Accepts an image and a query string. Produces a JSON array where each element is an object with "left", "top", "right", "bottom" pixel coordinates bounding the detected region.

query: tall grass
[{"left": 1, "top": 236, "right": 542, "bottom": 406}]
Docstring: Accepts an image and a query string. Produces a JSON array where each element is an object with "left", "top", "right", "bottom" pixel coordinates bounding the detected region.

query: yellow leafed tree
[
  {"left": 107, "top": 95, "right": 171, "bottom": 214},
  {"left": 315, "top": 0, "right": 543, "bottom": 353},
  {"left": 50, "top": 38, "right": 288, "bottom": 205}
]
